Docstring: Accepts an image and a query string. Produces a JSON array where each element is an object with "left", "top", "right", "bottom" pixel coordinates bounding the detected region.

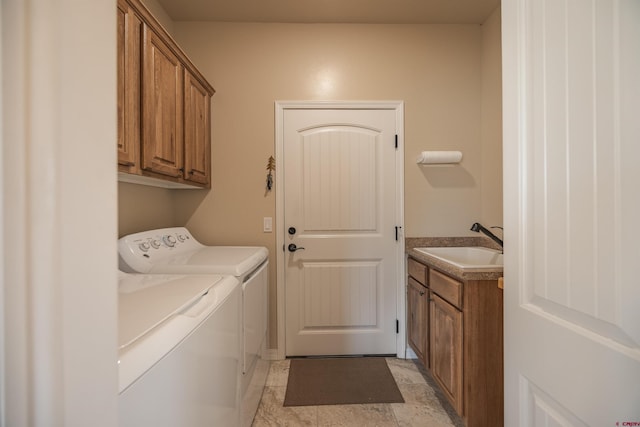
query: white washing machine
[
  {"left": 118, "top": 271, "right": 241, "bottom": 427},
  {"left": 118, "top": 227, "right": 269, "bottom": 427}
]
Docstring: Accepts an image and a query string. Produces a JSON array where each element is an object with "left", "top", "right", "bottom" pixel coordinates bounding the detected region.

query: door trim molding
[{"left": 274, "top": 101, "right": 405, "bottom": 359}]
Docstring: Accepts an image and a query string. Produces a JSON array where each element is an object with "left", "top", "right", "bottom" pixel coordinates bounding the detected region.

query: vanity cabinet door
[
  {"left": 407, "top": 277, "right": 429, "bottom": 367},
  {"left": 430, "top": 293, "right": 463, "bottom": 414}
]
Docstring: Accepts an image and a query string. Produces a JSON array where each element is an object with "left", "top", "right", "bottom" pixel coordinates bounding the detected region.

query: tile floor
[{"left": 252, "top": 358, "right": 465, "bottom": 427}]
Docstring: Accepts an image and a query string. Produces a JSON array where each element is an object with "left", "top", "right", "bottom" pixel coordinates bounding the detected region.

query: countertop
[{"left": 406, "top": 237, "right": 503, "bottom": 281}]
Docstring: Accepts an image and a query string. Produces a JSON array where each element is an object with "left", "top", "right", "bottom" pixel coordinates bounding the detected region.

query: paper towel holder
[{"left": 416, "top": 150, "right": 463, "bottom": 165}]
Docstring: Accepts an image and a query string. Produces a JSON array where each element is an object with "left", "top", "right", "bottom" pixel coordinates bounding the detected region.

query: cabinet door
[
  {"left": 430, "top": 293, "right": 463, "bottom": 414},
  {"left": 407, "top": 277, "right": 428, "bottom": 366},
  {"left": 142, "top": 25, "right": 184, "bottom": 178},
  {"left": 183, "top": 70, "right": 211, "bottom": 186},
  {"left": 117, "top": 0, "right": 141, "bottom": 171}
]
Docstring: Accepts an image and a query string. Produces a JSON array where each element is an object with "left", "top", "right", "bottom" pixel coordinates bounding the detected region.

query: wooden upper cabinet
[
  {"left": 184, "top": 70, "right": 211, "bottom": 186},
  {"left": 117, "top": 0, "right": 214, "bottom": 188},
  {"left": 117, "top": 0, "right": 141, "bottom": 172},
  {"left": 141, "top": 25, "right": 184, "bottom": 178}
]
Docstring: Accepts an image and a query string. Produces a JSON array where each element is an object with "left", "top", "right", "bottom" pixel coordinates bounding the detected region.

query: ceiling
[{"left": 155, "top": 0, "right": 501, "bottom": 24}]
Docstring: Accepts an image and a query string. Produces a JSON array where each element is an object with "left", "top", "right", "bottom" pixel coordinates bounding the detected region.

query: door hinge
[
  {"left": 395, "top": 134, "right": 398, "bottom": 149},
  {"left": 396, "top": 319, "right": 399, "bottom": 334},
  {"left": 395, "top": 226, "right": 402, "bottom": 241}
]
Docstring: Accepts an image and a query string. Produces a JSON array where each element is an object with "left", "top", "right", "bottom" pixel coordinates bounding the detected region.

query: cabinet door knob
[{"left": 419, "top": 291, "right": 425, "bottom": 296}]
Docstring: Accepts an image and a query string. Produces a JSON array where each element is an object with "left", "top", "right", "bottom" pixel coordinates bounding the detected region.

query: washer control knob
[
  {"left": 163, "top": 235, "right": 176, "bottom": 247},
  {"left": 149, "top": 239, "right": 161, "bottom": 249},
  {"left": 138, "top": 242, "right": 150, "bottom": 252},
  {"left": 177, "top": 234, "right": 186, "bottom": 242}
]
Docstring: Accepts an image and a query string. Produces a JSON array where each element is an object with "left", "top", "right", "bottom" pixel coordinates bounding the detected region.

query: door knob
[
  {"left": 288, "top": 243, "right": 305, "bottom": 252},
  {"left": 288, "top": 227, "right": 297, "bottom": 235}
]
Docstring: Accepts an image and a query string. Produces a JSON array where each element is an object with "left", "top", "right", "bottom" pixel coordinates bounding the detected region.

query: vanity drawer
[
  {"left": 429, "top": 269, "right": 462, "bottom": 309},
  {"left": 408, "top": 257, "right": 427, "bottom": 286}
]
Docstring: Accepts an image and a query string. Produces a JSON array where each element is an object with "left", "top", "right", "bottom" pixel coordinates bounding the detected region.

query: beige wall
[
  {"left": 117, "top": 16, "right": 503, "bottom": 349},
  {"left": 480, "top": 7, "right": 503, "bottom": 229},
  {"left": 118, "top": 183, "right": 177, "bottom": 237},
  {"left": 141, "top": 0, "right": 175, "bottom": 35},
  {"left": 171, "top": 22, "right": 485, "bottom": 239}
]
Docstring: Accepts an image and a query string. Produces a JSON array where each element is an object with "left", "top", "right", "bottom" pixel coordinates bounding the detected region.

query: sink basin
[{"left": 414, "top": 247, "right": 503, "bottom": 272}]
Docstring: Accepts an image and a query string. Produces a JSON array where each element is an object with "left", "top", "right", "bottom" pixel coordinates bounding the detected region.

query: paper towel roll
[{"left": 416, "top": 150, "right": 463, "bottom": 164}]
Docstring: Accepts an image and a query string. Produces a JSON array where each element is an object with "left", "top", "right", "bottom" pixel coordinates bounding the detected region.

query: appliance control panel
[
  {"left": 118, "top": 227, "right": 203, "bottom": 272},
  {"left": 133, "top": 232, "right": 188, "bottom": 252}
]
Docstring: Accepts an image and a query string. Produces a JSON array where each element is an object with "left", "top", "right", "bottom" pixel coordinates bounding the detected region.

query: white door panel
[
  {"left": 282, "top": 106, "right": 402, "bottom": 356},
  {"left": 503, "top": 0, "right": 640, "bottom": 425},
  {"left": 301, "top": 126, "right": 378, "bottom": 232}
]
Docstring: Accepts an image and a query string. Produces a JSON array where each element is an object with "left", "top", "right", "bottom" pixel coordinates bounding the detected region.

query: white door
[
  {"left": 281, "top": 104, "right": 403, "bottom": 356},
  {"left": 503, "top": 0, "right": 640, "bottom": 425}
]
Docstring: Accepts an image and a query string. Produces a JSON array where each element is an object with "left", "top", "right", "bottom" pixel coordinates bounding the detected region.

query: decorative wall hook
[{"left": 266, "top": 156, "right": 275, "bottom": 191}]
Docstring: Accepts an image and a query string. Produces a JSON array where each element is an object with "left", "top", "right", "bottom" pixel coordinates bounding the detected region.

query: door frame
[
  {"left": 274, "top": 101, "right": 405, "bottom": 360},
  {"left": 1, "top": 1, "right": 118, "bottom": 425}
]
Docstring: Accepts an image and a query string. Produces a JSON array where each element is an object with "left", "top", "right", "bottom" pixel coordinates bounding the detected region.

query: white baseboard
[
  {"left": 263, "top": 348, "right": 282, "bottom": 361},
  {"left": 405, "top": 347, "right": 418, "bottom": 360}
]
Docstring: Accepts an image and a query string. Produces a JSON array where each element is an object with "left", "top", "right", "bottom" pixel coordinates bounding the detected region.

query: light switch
[{"left": 263, "top": 217, "right": 273, "bottom": 233}]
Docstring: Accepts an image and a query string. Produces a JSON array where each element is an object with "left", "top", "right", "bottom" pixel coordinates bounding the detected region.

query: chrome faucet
[{"left": 470, "top": 222, "right": 503, "bottom": 249}]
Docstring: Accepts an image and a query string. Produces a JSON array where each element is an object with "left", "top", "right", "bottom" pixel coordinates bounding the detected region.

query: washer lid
[
  {"left": 118, "top": 272, "right": 221, "bottom": 349},
  {"left": 149, "top": 246, "right": 269, "bottom": 277}
]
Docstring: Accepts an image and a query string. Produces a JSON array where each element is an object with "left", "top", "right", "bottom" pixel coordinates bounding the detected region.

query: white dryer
[
  {"left": 118, "top": 227, "right": 269, "bottom": 427},
  {"left": 118, "top": 271, "right": 241, "bottom": 427}
]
